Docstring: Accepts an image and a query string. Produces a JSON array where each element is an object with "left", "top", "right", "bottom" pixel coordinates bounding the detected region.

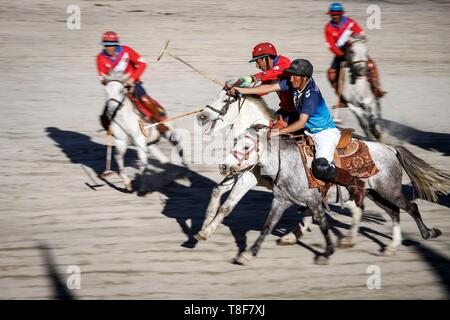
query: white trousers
[{"left": 307, "top": 127, "right": 341, "bottom": 163}]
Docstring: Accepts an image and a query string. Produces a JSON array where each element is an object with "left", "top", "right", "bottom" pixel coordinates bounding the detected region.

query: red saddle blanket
[
  {"left": 126, "top": 93, "right": 168, "bottom": 123},
  {"left": 299, "top": 140, "right": 380, "bottom": 189}
]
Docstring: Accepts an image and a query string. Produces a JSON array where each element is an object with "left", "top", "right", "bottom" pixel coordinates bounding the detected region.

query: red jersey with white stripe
[
  {"left": 253, "top": 55, "right": 296, "bottom": 112},
  {"left": 96, "top": 45, "right": 147, "bottom": 83},
  {"left": 325, "top": 16, "right": 363, "bottom": 57}
]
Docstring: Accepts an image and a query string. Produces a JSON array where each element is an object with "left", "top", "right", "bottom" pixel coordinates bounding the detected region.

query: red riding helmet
[
  {"left": 249, "top": 42, "right": 277, "bottom": 62},
  {"left": 101, "top": 31, "right": 119, "bottom": 46}
]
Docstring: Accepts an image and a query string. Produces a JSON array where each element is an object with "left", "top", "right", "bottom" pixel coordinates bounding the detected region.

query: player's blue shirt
[{"left": 279, "top": 77, "right": 335, "bottom": 133}]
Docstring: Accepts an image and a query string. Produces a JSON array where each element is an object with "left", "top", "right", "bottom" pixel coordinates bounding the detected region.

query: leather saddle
[
  {"left": 298, "top": 128, "right": 379, "bottom": 189},
  {"left": 302, "top": 128, "right": 358, "bottom": 164}
]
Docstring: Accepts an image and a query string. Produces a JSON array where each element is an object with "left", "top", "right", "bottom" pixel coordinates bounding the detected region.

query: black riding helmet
[{"left": 284, "top": 58, "right": 313, "bottom": 78}]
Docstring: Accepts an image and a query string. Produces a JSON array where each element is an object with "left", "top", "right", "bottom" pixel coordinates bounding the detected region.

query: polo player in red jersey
[
  {"left": 238, "top": 42, "right": 297, "bottom": 127},
  {"left": 96, "top": 31, "right": 169, "bottom": 133},
  {"left": 324, "top": 3, "right": 386, "bottom": 98}
]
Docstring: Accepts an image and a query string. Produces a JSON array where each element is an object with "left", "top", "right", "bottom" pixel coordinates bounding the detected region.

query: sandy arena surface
[{"left": 0, "top": 0, "right": 449, "bottom": 299}]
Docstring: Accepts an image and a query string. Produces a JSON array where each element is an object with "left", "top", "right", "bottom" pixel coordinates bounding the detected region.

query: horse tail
[{"left": 395, "top": 145, "right": 450, "bottom": 202}]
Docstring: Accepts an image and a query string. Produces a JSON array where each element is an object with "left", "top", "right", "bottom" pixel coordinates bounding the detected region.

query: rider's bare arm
[
  {"left": 275, "top": 113, "right": 309, "bottom": 136},
  {"left": 234, "top": 82, "right": 281, "bottom": 95}
]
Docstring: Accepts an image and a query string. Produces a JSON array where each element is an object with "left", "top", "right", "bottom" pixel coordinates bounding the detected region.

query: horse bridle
[
  {"left": 345, "top": 40, "right": 368, "bottom": 83},
  {"left": 346, "top": 39, "right": 367, "bottom": 66},
  {"left": 104, "top": 80, "right": 128, "bottom": 121},
  {"left": 230, "top": 131, "right": 264, "bottom": 175},
  {"left": 230, "top": 129, "right": 282, "bottom": 182},
  {"left": 232, "top": 133, "right": 258, "bottom": 164},
  {"left": 205, "top": 91, "right": 245, "bottom": 119}
]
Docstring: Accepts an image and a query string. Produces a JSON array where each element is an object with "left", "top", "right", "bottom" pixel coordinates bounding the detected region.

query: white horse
[
  {"left": 195, "top": 90, "right": 276, "bottom": 239},
  {"left": 342, "top": 36, "right": 383, "bottom": 140},
  {"left": 103, "top": 77, "right": 184, "bottom": 192}
]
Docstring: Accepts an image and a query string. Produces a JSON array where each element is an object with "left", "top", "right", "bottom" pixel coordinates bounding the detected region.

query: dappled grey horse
[{"left": 220, "top": 126, "right": 449, "bottom": 264}]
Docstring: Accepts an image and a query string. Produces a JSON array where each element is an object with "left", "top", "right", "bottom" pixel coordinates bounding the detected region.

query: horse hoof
[
  {"left": 194, "top": 231, "right": 208, "bottom": 241},
  {"left": 429, "top": 228, "right": 442, "bottom": 239},
  {"left": 126, "top": 180, "right": 134, "bottom": 192},
  {"left": 314, "top": 256, "right": 329, "bottom": 265},
  {"left": 338, "top": 237, "right": 355, "bottom": 249},
  {"left": 234, "top": 251, "right": 252, "bottom": 266},
  {"left": 381, "top": 247, "right": 396, "bottom": 257},
  {"left": 277, "top": 233, "right": 298, "bottom": 246}
]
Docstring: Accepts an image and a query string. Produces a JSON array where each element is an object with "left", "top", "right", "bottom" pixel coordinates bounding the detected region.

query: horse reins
[{"left": 105, "top": 97, "right": 126, "bottom": 122}]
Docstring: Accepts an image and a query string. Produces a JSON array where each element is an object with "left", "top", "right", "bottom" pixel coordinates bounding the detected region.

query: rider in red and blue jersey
[
  {"left": 324, "top": 3, "right": 385, "bottom": 98},
  {"left": 238, "top": 42, "right": 297, "bottom": 126}
]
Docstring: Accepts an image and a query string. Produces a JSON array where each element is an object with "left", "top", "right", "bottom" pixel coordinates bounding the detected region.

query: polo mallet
[
  {"left": 157, "top": 41, "right": 225, "bottom": 87},
  {"left": 144, "top": 108, "right": 204, "bottom": 130},
  {"left": 99, "top": 125, "right": 115, "bottom": 178},
  {"left": 81, "top": 164, "right": 104, "bottom": 190},
  {"left": 332, "top": 61, "right": 345, "bottom": 123}
]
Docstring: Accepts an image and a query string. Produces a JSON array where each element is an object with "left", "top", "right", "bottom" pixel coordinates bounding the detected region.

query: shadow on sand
[
  {"left": 402, "top": 238, "right": 450, "bottom": 298},
  {"left": 134, "top": 164, "right": 304, "bottom": 251},
  {"left": 37, "top": 243, "right": 75, "bottom": 300},
  {"left": 383, "top": 119, "right": 450, "bottom": 156},
  {"left": 402, "top": 184, "right": 450, "bottom": 209},
  {"left": 46, "top": 127, "right": 140, "bottom": 176},
  {"left": 136, "top": 164, "right": 398, "bottom": 258}
]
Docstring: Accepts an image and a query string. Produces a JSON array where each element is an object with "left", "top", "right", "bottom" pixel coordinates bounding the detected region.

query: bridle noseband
[
  {"left": 232, "top": 133, "right": 258, "bottom": 164},
  {"left": 346, "top": 39, "right": 367, "bottom": 66},
  {"left": 231, "top": 132, "right": 262, "bottom": 174},
  {"left": 345, "top": 40, "right": 368, "bottom": 82}
]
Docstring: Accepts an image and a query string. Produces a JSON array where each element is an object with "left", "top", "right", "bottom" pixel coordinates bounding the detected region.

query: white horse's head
[
  {"left": 103, "top": 76, "right": 129, "bottom": 117},
  {"left": 346, "top": 36, "right": 368, "bottom": 77},
  {"left": 219, "top": 125, "right": 267, "bottom": 176},
  {"left": 197, "top": 88, "right": 276, "bottom": 137},
  {"left": 104, "top": 76, "right": 127, "bottom": 100},
  {"left": 197, "top": 89, "right": 241, "bottom": 135}
]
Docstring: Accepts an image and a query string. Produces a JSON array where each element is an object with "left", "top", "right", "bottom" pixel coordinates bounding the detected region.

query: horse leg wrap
[
  {"left": 367, "top": 57, "right": 386, "bottom": 98},
  {"left": 166, "top": 130, "right": 184, "bottom": 159}
]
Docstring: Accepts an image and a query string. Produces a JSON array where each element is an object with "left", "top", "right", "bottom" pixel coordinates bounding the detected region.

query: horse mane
[{"left": 244, "top": 95, "right": 278, "bottom": 121}]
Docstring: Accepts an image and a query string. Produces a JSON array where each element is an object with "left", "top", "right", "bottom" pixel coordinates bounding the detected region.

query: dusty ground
[{"left": 0, "top": 0, "right": 449, "bottom": 299}]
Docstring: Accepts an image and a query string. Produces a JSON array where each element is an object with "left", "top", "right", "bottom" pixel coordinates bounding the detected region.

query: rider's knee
[{"left": 312, "top": 157, "right": 336, "bottom": 181}]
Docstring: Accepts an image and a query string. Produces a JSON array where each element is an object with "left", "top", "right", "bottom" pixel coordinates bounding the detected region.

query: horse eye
[{"left": 244, "top": 145, "right": 250, "bottom": 150}]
